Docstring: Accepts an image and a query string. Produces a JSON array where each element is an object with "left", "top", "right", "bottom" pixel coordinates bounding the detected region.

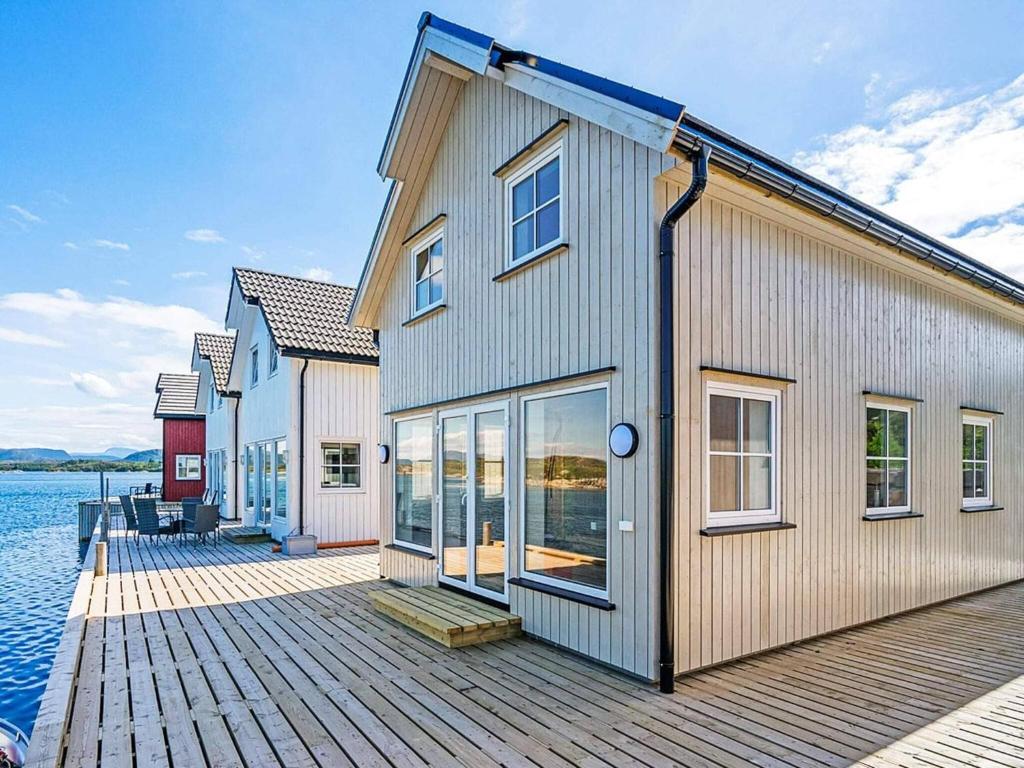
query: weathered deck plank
[{"left": 31, "top": 526, "right": 1024, "bottom": 768}]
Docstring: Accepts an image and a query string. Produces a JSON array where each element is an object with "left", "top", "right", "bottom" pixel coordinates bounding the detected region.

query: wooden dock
[{"left": 29, "top": 527, "right": 1024, "bottom": 767}]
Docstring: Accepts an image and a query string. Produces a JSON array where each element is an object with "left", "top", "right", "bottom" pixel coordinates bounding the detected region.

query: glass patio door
[
  {"left": 438, "top": 402, "right": 508, "bottom": 601},
  {"left": 256, "top": 442, "right": 273, "bottom": 527}
]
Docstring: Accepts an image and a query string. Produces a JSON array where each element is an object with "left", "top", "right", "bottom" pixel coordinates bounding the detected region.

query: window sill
[
  {"left": 402, "top": 304, "right": 446, "bottom": 327},
  {"left": 862, "top": 511, "right": 924, "bottom": 522},
  {"left": 384, "top": 542, "right": 435, "bottom": 560},
  {"left": 960, "top": 505, "right": 1004, "bottom": 514},
  {"left": 493, "top": 242, "right": 568, "bottom": 282},
  {"left": 699, "top": 521, "right": 796, "bottom": 537},
  {"left": 317, "top": 487, "right": 366, "bottom": 495},
  {"left": 507, "top": 577, "right": 615, "bottom": 610}
]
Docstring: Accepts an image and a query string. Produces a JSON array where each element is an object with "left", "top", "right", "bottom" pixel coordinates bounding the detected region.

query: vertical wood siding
[
  {"left": 670, "top": 173, "right": 1024, "bottom": 673},
  {"left": 162, "top": 418, "right": 206, "bottom": 502},
  {"left": 304, "top": 361, "right": 380, "bottom": 543},
  {"left": 377, "top": 75, "right": 672, "bottom": 678}
]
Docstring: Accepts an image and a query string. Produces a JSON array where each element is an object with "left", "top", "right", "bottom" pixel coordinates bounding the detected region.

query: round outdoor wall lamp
[
  {"left": 609, "top": 423, "right": 639, "bottom": 458},
  {"left": 378, "top": 445, "right": 390, "bottom": 464}
]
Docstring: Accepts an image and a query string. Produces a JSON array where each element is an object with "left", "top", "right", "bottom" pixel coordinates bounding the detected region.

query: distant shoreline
[{"left": 0, "top": 461, "right": 161, "bottom": 473}]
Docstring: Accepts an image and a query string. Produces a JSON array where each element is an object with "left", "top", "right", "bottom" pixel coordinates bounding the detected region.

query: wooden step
[
  {"left": 370, "top": 586, "right": 522, "bottom": 648},
  {"left": 220, "top": 526, "right": 272, "bottom": 544}
]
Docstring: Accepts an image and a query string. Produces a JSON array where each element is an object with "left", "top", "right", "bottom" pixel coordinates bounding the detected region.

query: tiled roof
[
  {"left": 233, "top": 268, "right": 378, "bottom": 362},
  {"left": 194, "top": 332, "right": 236, "bottom": 393},
  {"left": 154, "top": 373, "right": 201, "bottom": 419}
]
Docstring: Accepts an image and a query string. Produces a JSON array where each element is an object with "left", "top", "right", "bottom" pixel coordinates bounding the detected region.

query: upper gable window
[
  {"left": 269, "top": 345, "right": 279, "bottom": 377},
  {"left": 411, "top": 227, "right": 444, "bottom": 315},
  {"left": 250, "top": 346, "right": 259, "bottom": 388},
  {"left": 208, "top": 382, "right": 215, "bottom": 412},
  {"left": 506, "top": 140, "right": 563, "bottom": 266}
]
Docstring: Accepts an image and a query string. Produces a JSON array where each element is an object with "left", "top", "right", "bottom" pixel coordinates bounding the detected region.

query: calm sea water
[{"left": 0, "top": 471, "right": 160, "bottom": 737}]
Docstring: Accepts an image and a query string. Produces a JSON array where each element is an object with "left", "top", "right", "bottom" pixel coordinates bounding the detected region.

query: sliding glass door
[{"left": 438, "top": 402, "right": 508, "bottom": 601}]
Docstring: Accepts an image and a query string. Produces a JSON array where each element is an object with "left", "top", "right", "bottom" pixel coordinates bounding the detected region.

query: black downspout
[
  {"left": 233, "top": 396, "right": 240, "bottom": 520},
  {"left": 299, "top": 359, "right": 310, "bottom": 536},
  {"left": 658, "top": 144, "right": 710, "bottom": 694}
]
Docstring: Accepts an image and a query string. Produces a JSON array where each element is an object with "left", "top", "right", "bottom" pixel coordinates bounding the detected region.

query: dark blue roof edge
[
  {"left": 679, "top": 115, "right": 1024, "bottom": 302},
  {"left": 488, "top": 44, "right": 683, "bottom": 122}
]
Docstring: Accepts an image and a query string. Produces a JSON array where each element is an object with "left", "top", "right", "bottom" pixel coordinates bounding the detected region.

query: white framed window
[
  {"left": 175, "top": 454, "right": 201, "bottom": 481},
  {"left": 705, "top": 382, "right": 780, "bottom": 527},
  {"left": 410, "top": 227, "right": 444, "bottom": 315},
  {"left": 505, "top": 139, "right": 564, "bottom": 267},
  {"left": 250, "top": 346, "right": 259, "bottom": 388},
  {"left": 962, "top": 415, "right": 993, "bottom": 507},
  {"left": 216, "top": 392, "right": 223, "bottom": 410},
  {"left": 520, "top": 383, "right": 608, "bottom": 598},
  {"left": 208, "top": 382, "right": 215, "bottom": 412},
  {"left": 865, "top": 403, "right": 911, "bottom": 516},
  {"left": 394, "top": 415, "right": 434, "bottom": 552},
  {"left": 321, "top": 441, "right": 362, "bottom": 489},
  {"left": 269, "top": 346, "right": 279, "bottom": 377}
]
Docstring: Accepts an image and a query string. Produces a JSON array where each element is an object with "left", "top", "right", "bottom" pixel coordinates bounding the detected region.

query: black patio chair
[
  {"left": 188, "top": 505, "right": 220, "bottom": 546},
  {"left": 118, "top": 495, "right": 139, "bottom": 537},
  {"left": 134, "top": 498, "right": 174, "bottom": 545}
]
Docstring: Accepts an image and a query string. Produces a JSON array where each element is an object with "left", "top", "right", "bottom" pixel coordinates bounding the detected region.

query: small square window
[
  {"left": 321, "top": 441, "right": 361, "bottom": 489},
  {"left": 176, "top": 454, "right": 201, "bottom": 481}
]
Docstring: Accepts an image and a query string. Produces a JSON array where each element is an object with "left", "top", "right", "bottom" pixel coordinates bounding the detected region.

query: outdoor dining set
[{"left": 116, "top": 492, "right": 222, "bottom": 546}]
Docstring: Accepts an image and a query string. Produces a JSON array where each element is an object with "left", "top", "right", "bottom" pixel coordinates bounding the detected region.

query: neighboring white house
[
  {"left": 191, "top": 331, "right": 239, "bottom": 519},
  {"left": 224, "top": 267, "right": 380, "bottom": 544}
]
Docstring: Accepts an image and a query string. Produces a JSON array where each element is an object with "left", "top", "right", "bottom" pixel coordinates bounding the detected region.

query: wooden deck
[{"left": 30, "top": 528, "right": 1024, "bottom": 767}]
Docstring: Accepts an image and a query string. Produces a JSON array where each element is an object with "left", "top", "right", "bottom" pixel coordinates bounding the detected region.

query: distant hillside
[
  {"left": 0, "top": 447, "right": 73, "bottom": 461},
  {"left": 122, "top": 449, "right": 162, "bottom": 463},
  {"left": 70, "top": 447, "right": 138, "bottom": 460}
]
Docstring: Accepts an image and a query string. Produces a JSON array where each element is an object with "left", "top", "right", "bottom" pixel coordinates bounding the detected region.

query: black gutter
[
  {"left": 658, "top": 144, "right": 710, "bottom": 694},
  {"left": 232, "top": 395, "right": 240, "bottom": 520},
  {"left": 298, "top": 359, "right": 310, "bottom": 536}
]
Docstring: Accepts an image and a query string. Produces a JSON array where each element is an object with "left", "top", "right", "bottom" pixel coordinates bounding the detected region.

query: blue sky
[{"left": 2, "top": 0, "right": 1024, "bottom": 451}]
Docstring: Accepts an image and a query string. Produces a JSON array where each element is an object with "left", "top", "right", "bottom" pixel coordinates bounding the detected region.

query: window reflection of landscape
[{"left": 523, "top": 387, "right": 607, "bottom": 592}]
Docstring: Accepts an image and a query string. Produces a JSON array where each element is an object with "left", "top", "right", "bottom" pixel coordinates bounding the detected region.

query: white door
[{"left": 438, "top": 402, "right": 509, "bottom": 601}]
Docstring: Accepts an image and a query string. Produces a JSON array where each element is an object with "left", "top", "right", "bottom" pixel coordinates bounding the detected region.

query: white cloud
[
  {"left": 301, "top": 267, "right": 333, "bottom": 281},
  {"left": 185, "top": 228, "right": 225, "bottom": 243},
  {"left": 794, "top": 73, "right": 1024, "bottom": 279},
  {"left": 70, "top": 372, "right": 119, "bottom": 398},
  {"left": 0, "top": 288, "right": 219, "bottom": 349},
  {"left": 0, "top": 402, "right": 158, "bottom": 452},
  {"left": 172, "top": 270, "right": 208, "bottom": 280},
  {"left": 241, "top": 244, "right": 265, "bottom": 261},
  {"left": 93, "top": 238, "right": 130, "bottom": 251},
  {"left": 63, "top": 241, "right": 79, "bottom": 250},
  {"left": 113, "top": 278, "right": 130, "bottom": 286},
  {"left": 0, "top": 326, "right": 65, "bottom": 348},
  {"left": 812, "top": 41, "right": 832, "bottom": 65},
  {"left": 8, "top": 204, "right": 43, "bottom": 224}
]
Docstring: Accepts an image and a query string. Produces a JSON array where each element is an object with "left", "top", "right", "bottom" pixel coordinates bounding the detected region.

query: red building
[{"left": 154, "top": 373, "right": 206, "bottom": 502}]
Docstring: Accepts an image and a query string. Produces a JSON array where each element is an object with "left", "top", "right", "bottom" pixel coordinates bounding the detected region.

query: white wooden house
[
  {"left": 351, "top": 13, "right": 1024, "bottom": 689},
  {"left": 191, "top": 331, "right": 239, "bottom": 519},
  {"left": 224, "top": 267, "right": 380, "bottom": 544}
]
